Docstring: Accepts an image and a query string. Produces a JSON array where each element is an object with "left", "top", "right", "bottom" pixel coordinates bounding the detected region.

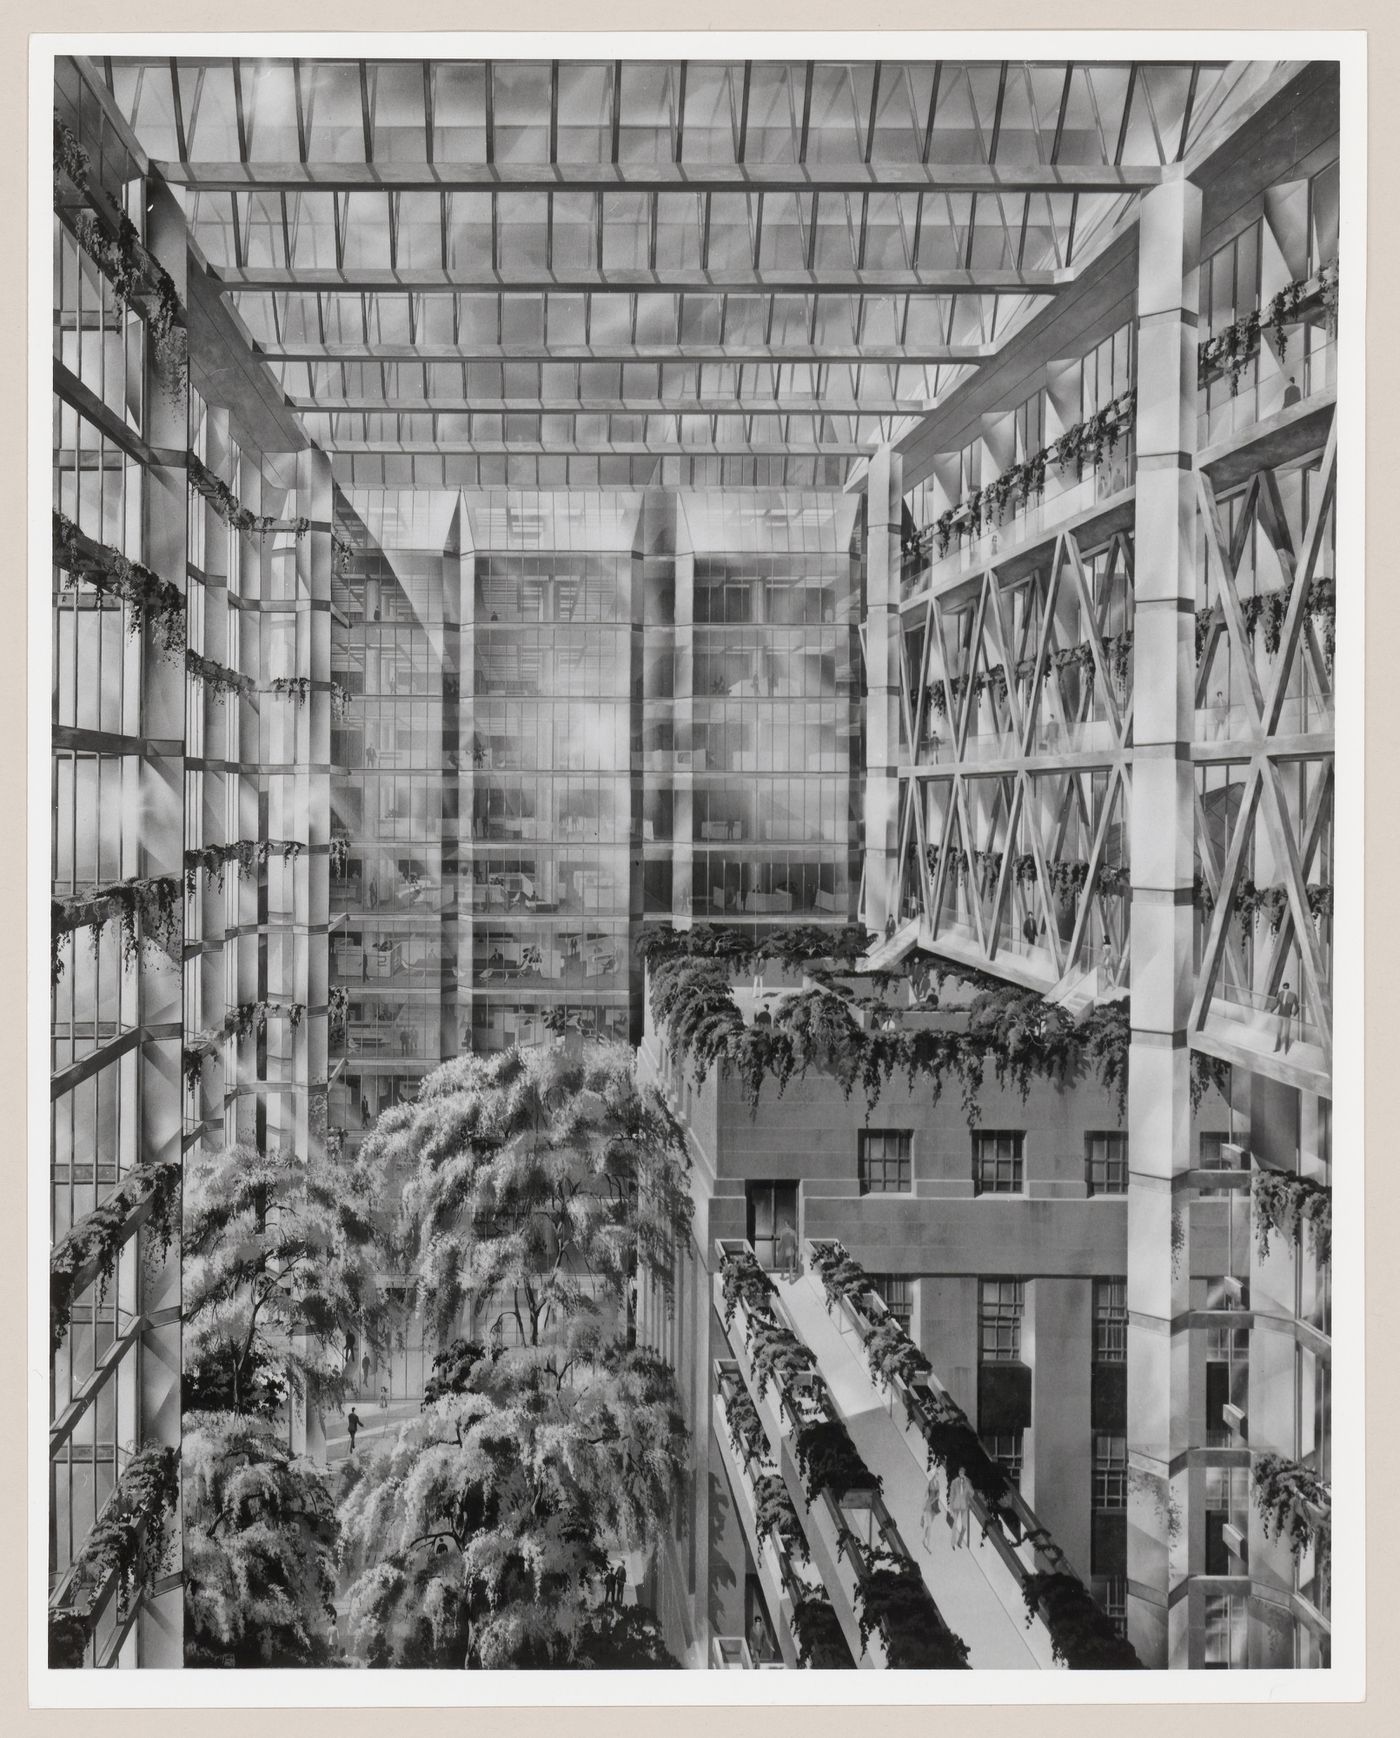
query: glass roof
[{"left": 102, "top": 56, "right": 1250, "bottom": 487}]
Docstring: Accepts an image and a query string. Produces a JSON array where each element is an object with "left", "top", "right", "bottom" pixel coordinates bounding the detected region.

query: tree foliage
[
  {"left": 182, "top": 1142, "right": 386, "bottom": 1416},
  {"left": 338, "top": 1343, "right": 688, "bottom": 1668},
  {"left": 183, "top": 1412, "right": 340, "bottom": 1667},
  {"left": 360, "top": 1043, "right": 692, "bottom": 1348}
]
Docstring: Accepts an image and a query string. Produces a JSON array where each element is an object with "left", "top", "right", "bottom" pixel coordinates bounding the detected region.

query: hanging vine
[
  {"left": 1198, "top": 259, "right": 1338, "bottom": 395},
  {"left": 48, "top": 1443, "right": 180, "bottom": 1668},
  {"left": 55, "top": 114, "right": 188, "bottom": 406},
  {"left": 188, "top": 454, "right": 309, "bottom": 539},
  {"left": 51, "top": 874, "right": 182, "bottom": 985},
  {"left": 183, "top": 838, "right": 305, "bottom": 895},
  {"left": 53, "top": 512, "right": 185, "bottom": 658},
  {"left": 908, "top": 390, "right": 1137, "bottom": 561},
  {"left": 50, "top": 1158, "right": 180, "bottom": 1353},
  {"left": 1253, "top": 1167, "right": 1332, "bottom": 1265},
  {"left": 269, "top": 675, "right": 312, "bottom": 706},
  {"left": 330, "top": 679, "right": 353, "bottom": 720},
  {"left": 1253, "top": 1453, "right": 1330, "bottom": 1563},
  {"left": 185, "top": 649, "right": 255, "bottom": 701}
]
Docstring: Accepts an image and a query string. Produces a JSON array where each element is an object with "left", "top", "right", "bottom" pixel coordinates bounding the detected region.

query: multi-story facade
[{"left": 44, "top": 50, "right": 1344, "bottom": 1676}]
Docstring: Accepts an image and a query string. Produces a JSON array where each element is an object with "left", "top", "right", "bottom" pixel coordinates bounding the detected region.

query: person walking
[
  {"left": 776, "top": 1221, "right": 800, "bottom": 1284},
  {"left": 948, "top": 1468, "right": 973, "bottom": 1550},
  {"left": 360, "top": 1351, "right": 371, "bottom": 1393},
  {"left": 920, "top": 1469, "right": 943, "bottom": 1549},
  {"left": 1021, "top": 911, "right": 1038, "bottom": 948},
  {"left": 1273, "top": 980, "right": 1300, "bottom": 1053},
  {"left": 379, "top": 1383, "right": 389, "bottom": 1411},
  {"left": 346, "top": 1408, "right": 362, "bottom": 1454}
]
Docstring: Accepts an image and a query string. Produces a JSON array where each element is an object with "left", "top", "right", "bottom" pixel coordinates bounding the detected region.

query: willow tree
[
  {"left": 339, "top": 1341, "right": 687, "bottom": 1667},
  {"left": 342, "top": 1043, "right": 694, "bottom": 1668},
  {"left": 181, "top": 1143, "right": 385, "bottom": 1667},
  {"left": 360, "top": 1043, "right": 692, "bottom": 1351},
  {"left": 182, "top": 1142, "right": 386, "bottom": 1414}
]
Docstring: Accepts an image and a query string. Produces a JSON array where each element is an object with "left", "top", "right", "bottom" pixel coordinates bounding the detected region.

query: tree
[
  {"left": 338, "top": 1341, "right": 689, "bottom": 1668},
  {"left": 182, "top": 1142, "right": 386, "bottom": 1415},
  {"left": 360, "top": 1043, "right": 692, "bottom": 1350},
  {"left": 180, "top": 1142, "right": 386, "bottom": 1668},
  {"left": 183, "top": 1412, "right": 340, "bottom": 1667},
  {"left": 341, "top": 1043, "right": 695, "bottom": 1668}
]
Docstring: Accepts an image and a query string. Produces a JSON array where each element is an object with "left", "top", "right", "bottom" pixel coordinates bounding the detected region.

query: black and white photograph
[{"left": 30, "top": 29, "right": 1366, "bottom": 1700}]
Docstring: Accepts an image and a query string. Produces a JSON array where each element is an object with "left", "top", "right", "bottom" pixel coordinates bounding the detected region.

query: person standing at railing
[
  {"left": 920, "top": 1468, "right": 943, "bottom": 1549},
  {"left": 948, "top": 1469, "right": 973, "bottom": 1550},
  {"left": 1273, "top": 981, "right": 1300, "bottom": 1054}
]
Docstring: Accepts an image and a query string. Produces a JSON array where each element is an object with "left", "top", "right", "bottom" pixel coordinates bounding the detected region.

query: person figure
[
  {"left": 1101, "top": 937, "right": 1117, "bottom": 987},
  {"left": 379, "top": 1383, "right": 389, "bottom": 1411},
  {"left": 360, "top": 1351, "right": 371, "bottom": 1394},
  {"left": 368, "top": 877, "right": 379, "bottom": 910},
  {"left": 1212, "top": 689, "right": 1228, "bottom": 741},
  {"left": 611, "top": 1563, "right": 626, "bottom": 1607},
  {"left": 1021, "top": 911, "right": 1038, "bottom": 948},
  {"left": 885, "top": 913, "right": 896, "bottom": 942},
  {"left": 920, "top": 1468, "right": 943, "bottom": 1549},
  {"left": 776, "top": 1221, "right": 800, "bottom": 1284},
  {"left": 346, "top": 1408, "right": 362, "bottom": 1454},
  {"left": 1273, "top": 980, "right": 1300, "bottom": 1054},
  {"left": 749, "top": 1612, "right": 768, "bottom": 1664},
  {"left": 1283, "top": 374, "right": 1302, "bottom": 408},
  {"left": 948, "top": 1468, "right": 973, "bottom": 1550},
  {"left": 360, "top": 1095, "right": 371, "bottom": 1128}
]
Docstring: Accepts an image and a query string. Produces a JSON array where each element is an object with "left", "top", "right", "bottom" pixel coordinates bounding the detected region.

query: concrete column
[
  {"left": 1024, "top": 1277, "right": 1093, "bottom": 1580},
  {"left": 1125, "top": 172, "right": 1202, "bottom": 1670},
  {"left": 863, "top": 445, "right": 903, "bottom": 933}
]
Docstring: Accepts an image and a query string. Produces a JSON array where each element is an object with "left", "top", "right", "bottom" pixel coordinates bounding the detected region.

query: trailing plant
[
  {"left": 1198, "top": 260, "right": 1338, "bottom": 393},
  {"left": 752, "top": 1471, "right": 807, "bottom": 1562},
  {"left": 723, "top": 1385, "right": 767, "bottom": 1466},
  {"left": 718, "top": 1247, "right": 777, "bottom": 1332},
  {"left": 856, "top": 1552, "right": 970, "bottom": 1668},
  {"left": 1253, "top": 1453, "right": 1330, "bottom": 1562},
  {"left": 908, "top": 391, "right": 1136, "bottom": 559},
  {"left": 53, "top": 512, "right": 184, "bottom": 658},
  {"left": 331, "top": 530, "right": 355, "bottom": 574},
  {"left": 50, "top": 1158, "right": 180, "bottom": 1352},
  {"left": 1012, "top": 852, "right": 1039, "bottom": 887},
  {"left": 269, "top": 675, "right": 312, "bottom": 706},
  {"left": 328, "top": 984, "right": 349, "bottom": 1043},
  {"left": 49, "top": 1443, "right": 180, "bottom": 1667},
  {"left": 811, "top": 1240, "right": 872, "bottom": 1313},
  {"left": 184, "top": 1001, "right": 307, "bottom": 1089},
  {"left": 53, "top": 115, "right": 89, "bottom": 195},
  {"left": 186, "top": 649, "right": 254, "bottom": 701},
  {"left": 1048, "top": 857, "right": 1090, "bottom": 904},
  {"left": 52, "top": 873, "right": 181, "bottom": 985},
  {"left": 864, "top": 1316, "right": 932, "bottom": 1394},
  {"left": 330, "top": 679, "right": 353, "bottom": 720},
  {"left": 1233, "top": 878, "right": 1291, "bottom": 936},
  {"left": 649, "top": 933, "right": 1131, "bottom": 1126},
  {"left": 57, "top": 136, "right": 188, "bottom": 407},
  {"left": 183, "top": 837, "right": 304, "bottom": 894},
  {"left": 746, "top": 1317, "right": 820, "bottom": 1402},
  {"left": 792, "top": 1417, "right": 876, "bottom": 1507},
  {"left": 789, "top": 1591, "right": 852, "bottom": 1667},
  {"left": 1190, "top": 1050, "right": 1230, "bottom": 1113},
  {"left": 1253, "top": 1166, "right": 1331, "bottom": 1265},
  {"left": 1020, "top": 1571, "right": 1141, "bottom": 1668},
  {"left": 329, "top": 832, "right": 351, "bottom": 876},
  {"left": 1106, "top": 629, "right": 1134, "bottom": 688},
  {"left": 1094, "top": 863, "right": 1131, "bottom": 899},
  {"left": 188, "top": 454, "right": 308, "bottom": 539}
]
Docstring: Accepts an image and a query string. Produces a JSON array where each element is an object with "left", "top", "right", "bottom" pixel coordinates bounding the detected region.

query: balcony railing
[{"left": 806, "top": 1239, "right": 1140, "bottom": 1669}]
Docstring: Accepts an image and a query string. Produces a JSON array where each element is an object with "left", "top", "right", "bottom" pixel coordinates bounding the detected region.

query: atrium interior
[{"left": 46, "top": 50, "right": 1341, "bottom": 1676}]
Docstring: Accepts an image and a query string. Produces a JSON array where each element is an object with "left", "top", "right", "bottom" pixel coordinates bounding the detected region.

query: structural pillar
[
  {"left": 1125, "top": 171, "right": 1202, "bottom": 1670},
  {"left": 862, "top": 445, "right": 903, "bottom": 934}
]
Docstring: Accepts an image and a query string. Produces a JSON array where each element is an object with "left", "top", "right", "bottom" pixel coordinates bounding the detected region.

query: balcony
[{"left": 713, "top": 1241, "right": 975, "bottom": 1669}]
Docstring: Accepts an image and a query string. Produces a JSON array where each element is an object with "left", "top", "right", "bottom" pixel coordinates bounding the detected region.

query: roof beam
[
  {"left": 213, "top": 264, "right": 1061, "bottom": 295},
  {"left": 253, "top": 340, "right": 989, "bottom": 365},
  {"left": 314, "top": 437, "right": 875, "bottom": 456},
  {"left": 289, "top": 395, "right": 929, "bottom": 416},
  {"left": 154, "top": 158, "right": 1161, "bottom": 196}
]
